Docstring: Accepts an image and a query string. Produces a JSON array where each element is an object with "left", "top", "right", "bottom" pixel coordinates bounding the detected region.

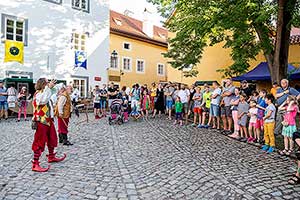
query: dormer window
[
  {"left": 113, "top": 18, "right": 122, "bottom": 26},
  {"left": 158, "top": 32, "right": 166, "bottom": 39}
]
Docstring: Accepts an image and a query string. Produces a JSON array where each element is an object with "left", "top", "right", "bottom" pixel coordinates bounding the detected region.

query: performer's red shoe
[
  {"left": 32, "top": 161, "right": 50, "bottom": 172},
  {"left": 47, "top": 153, "right": 67, "bottom": 163}
]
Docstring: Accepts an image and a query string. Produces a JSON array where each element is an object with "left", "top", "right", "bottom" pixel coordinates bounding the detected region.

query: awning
[
  {"left": 232, "top": 62, "right": 300, "bottom": 81},
  {"left": 3, "top": 78, "right": 66, "bottom": 84}
]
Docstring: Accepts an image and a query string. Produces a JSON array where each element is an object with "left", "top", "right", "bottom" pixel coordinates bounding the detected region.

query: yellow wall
[
  {"left": 167, "top": 40, "right": 300, "bottom": 87},
  {"left": 109, "top": 33, "right": 168, "bottom": 87}
]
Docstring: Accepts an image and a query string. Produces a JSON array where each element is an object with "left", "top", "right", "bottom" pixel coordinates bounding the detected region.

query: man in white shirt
[
  {"left": 210, "top": 81, "right": 222, "bottom": 129},
  {"left": 177, "top": 85, "right": 190, "bottom": 125}
]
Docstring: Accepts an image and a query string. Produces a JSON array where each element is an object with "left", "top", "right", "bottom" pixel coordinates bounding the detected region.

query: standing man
[
  {"left": 275, "top": 79, "right": 300, "bottom": 135},
  {"left": 221, "top": 79, "right": 235, "bottom": 134},
  {"left": 210, "top": 81, "right": 222, "bottom": 130},
  {"left": 108, "top": 82, "right": 118, "bottom": 108},
  {"left": 177, "top": 85, "right": 190, "bottom": 125},
  {"left": 188, "top": 84, "right": 196, "bottom": 117},
  {"left": 240, "top": 80, "right": 252, "bottom": 98},
  {"left": 55, "top": 85, "right": 73, "bottom": 146},
  {"left": 31, "top": 78, "right": 66, "bottom": 172},
  {"left": 165, "top": 83, "right": 175, "bottom": 120},
  {"left": 0, "top": 80, "right": 8, "bottom": 120}
]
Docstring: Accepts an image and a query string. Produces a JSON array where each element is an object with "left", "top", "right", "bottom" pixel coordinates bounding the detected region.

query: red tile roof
[{"left": 110, "top": 10, "right": 168, "bottom": 48}]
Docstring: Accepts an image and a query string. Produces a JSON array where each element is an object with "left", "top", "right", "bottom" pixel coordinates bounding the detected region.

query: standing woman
[
  {"left": 17, "top": 87, "right": 31, "bottom": 122},
  {"left": 150, "top": 83, "right": 157, "bottom": 113},
  {"left": 152, "top": 84, "right": 165, "bottom": 118}
]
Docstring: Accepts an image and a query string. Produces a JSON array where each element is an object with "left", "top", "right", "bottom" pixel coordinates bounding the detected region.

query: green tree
[{"left": 149, "top": 0, "right": 300, "bottom": 82}]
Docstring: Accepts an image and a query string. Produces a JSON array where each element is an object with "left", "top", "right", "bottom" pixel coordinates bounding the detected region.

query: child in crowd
[
  {"left": 249, "top": 91, "right": 259, "bottom": 103},
  {"left": 262, "top": 94, "right": 276, "bottom": 153},
  {"left": 237, "top": 93, "right": 249, "bottom": 142},
  {"left": 279, "top": 95, "right": 298, "bottom": 156},
  {"left": 17, "top": 87, "right": 30, "bottom": 122},
  {"left": 121, "top": 91, "right": 129, "bottom": 122},
  {"left": 247, "top": 100, "right": 258, "bottom": 143},
  {"left": 229, "top": 88, "right": 240, "bottom": 138},
  {"left": 141, "top": 89, "right": 150, "bottom": 118},
  {"left": 199, "top": 86, "right": 211, "bottom": 128},
  {"left": 256, "top": 90, "right": 267, "bottom": 144},
  {"left": 192, "top": 87, "right": 202, "bottom": 127},
  {"left": 93, "top": 85, "right": 101, "bottom": 119},
  {"left": 174, "top": 96, "right": 183, "bottom": 126},
  {"left": 131, "top": 101, "right": 142, "bottom": 120}
]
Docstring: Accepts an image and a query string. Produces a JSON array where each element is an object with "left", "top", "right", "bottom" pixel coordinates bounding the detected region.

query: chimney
[{"left": 142, "top": 8, "right": 153, "bottom": 38}]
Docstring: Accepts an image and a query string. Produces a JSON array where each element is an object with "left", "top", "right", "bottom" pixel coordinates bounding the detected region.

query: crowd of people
[
  {"left": 92, "top": 79, "right": 300, "bottom": 185},
  {"left": 1, "top": 77, "right": 300, "bottom": 184}
]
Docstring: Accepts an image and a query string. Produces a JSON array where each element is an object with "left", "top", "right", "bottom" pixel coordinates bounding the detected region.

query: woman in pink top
[{"left": 279, "top": 95, "right": 298, "bottom": 156}]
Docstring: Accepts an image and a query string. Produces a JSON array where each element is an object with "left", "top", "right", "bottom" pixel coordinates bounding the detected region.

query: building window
[
  {"left": 122, "top": 57, "right": 131, "bottom": 71},
  {"left": 72, "top": 0, "right": 90, "bottom": 12},
  {"left": 72, "top": 32, "right": 86, "bottom": 51},
  {"left": 73, "top": 78, "right": 87, "bottom": 97},
  {"left": 44, "top": 0, "right": 62, "bottom": 4},
  {"left": 157, "top": 64, "right": 165, "bottom": 76},
  {"left": 123, "top": 42, "right": 131, "bottom": 50},
  {"left": 110, "top": 51, "right": 119, "bottom": 69},
  {"left": 136, "top": 60, "right": 145, "bottom": 73},
  {"left": 1, "top": 14, "right": 28, "bottom": 46}
]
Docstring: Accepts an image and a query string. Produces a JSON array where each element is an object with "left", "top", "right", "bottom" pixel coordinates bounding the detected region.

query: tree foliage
[{"left": 149, "top": 0, "right": 300, "bottom": 81}]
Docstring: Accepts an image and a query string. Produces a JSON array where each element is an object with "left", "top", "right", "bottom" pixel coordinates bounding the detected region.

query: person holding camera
[{"left": 31, "top": 78, "right": 66, "bottom": 172}]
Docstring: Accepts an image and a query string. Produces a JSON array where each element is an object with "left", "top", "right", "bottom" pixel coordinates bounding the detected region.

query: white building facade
[{"left": 0, "top": 0, "right": 109, "bottom": 97}]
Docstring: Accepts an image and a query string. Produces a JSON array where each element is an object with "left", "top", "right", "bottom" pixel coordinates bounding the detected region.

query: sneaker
[
  {"left": 262, "top": 145, "right": 269, "bottom": 151},
  {"left": 204, "top": 125, "right": 210, "bottom": 129},
  {"left": 191, "top": 123, "right": 197, "bottom": 127},
  {"left": 267, "top": 146, "right": 274, "bottom": 153},
  {"left": 239, "top": 137, "right": 247, "bottom": 142},
  {"left": 197, "top": 124, "right": 204, "bottom": 128},
  {"left": 173, "top": 121, "right": 177, "bottom": 125}
]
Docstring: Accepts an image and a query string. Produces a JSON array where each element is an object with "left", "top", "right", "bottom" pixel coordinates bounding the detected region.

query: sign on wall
[{"left": 4, "top": 40, "right": 24, "bottom": 64}]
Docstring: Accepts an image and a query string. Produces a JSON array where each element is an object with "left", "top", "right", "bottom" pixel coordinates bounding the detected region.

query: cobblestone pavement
[{"left": 0, "top": 114, "right": 300, "bottom": 200}]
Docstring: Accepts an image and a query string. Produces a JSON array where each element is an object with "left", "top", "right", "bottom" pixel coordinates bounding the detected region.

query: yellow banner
[{"left": 4, "top": 40, "right": 24, "bottom": 64}]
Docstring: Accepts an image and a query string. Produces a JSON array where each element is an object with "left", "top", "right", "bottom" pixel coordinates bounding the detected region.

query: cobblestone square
[{"left": 0, "top": 114, "right": 300, "bottom": 200}]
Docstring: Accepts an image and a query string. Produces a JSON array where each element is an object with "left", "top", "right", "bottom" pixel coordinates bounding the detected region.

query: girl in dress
[
  {"left": 141, "top": 89, "right": 150, "bottom": 118},
  {"left": 279, "top": 95, "right": 298, "bottom": 156},
  {"left": 247, "top": 100, "right": 258, "bottom": 142}
]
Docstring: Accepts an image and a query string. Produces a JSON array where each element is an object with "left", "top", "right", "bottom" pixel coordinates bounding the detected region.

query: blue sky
[{"left": 110, "top": 0, "right": 166, "bottom": 26}]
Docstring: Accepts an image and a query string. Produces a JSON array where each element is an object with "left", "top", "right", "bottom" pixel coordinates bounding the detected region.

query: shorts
[
  {"left": 256, "top": 119, "right": 264, "bottom": 129},
  {"left": 166, "top": 100, "right": 173, "bottom": 109},
  {"left": 202, "top": 106, "right": 210, "bottom": 113},
  {"left": 249, "top": 122, "right": 256, "bottom": 127},
  {"left": 238, "top": 115, "right": 248, "bottom": 127},
  {"left": 193, "top": 107, "right": 202, "bottom": 114},
  {"left": 0, "top": 101, "right": 8, "bottom": 111},
  {"left": 210, "top": 104, "right": 220, "bottom": 117},
  {"left": 175, "top": 112, "right": 182, "bottom": 120},
  {"left": 182, "top": 103, "right": 188, "bottom": 114},
  {"left": 100, "top": 99, "right": 107, "bottom": 109},
  {"left": 94, "top": 102, "right": 100, "bottom": 109},
  {"left": 221, "top": 106, "right": 232, "bottom": 117}
]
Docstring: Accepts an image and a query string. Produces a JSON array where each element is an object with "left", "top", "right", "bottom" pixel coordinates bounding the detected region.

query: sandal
[
  {"left": 279, "top": 149, "right": 288, "bottom": 155},
  {"left": 288, "top": 176, "right": 300, "bottom": 185},
  {"left": 286, "top": 149, "right": 293, "bottom": 156}
]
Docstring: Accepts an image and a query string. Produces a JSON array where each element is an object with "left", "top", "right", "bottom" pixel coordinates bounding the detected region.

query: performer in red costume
[{"left": 31, "top": 78, "right": 66, "bottom": 172}]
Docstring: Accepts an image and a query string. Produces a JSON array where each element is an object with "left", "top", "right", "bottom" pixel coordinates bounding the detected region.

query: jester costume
[{"left": 31, "top": 86, "right": 66, "bottom": 172}]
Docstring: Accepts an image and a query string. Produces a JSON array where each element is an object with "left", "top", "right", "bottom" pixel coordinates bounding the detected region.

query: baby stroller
[{"left": 108, "top": 99, "right": 124, "bottom": 125}]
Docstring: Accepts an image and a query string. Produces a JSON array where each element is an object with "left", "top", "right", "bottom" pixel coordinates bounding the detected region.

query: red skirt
[
  {"left": 32, "top": 121, "right": 58, "bottom": 152},
  {"left": 57, "top": 117, "right": 69, "bottom": 134}
]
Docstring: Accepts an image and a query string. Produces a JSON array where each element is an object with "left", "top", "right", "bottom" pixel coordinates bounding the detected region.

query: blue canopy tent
[{"left": 232, "top": 62, "right": 300, "bottom": 81}]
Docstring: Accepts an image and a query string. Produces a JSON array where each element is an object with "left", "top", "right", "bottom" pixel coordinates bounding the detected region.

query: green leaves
[{"left": 148, "top": 0, "right": 300, "bottom": 79}]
